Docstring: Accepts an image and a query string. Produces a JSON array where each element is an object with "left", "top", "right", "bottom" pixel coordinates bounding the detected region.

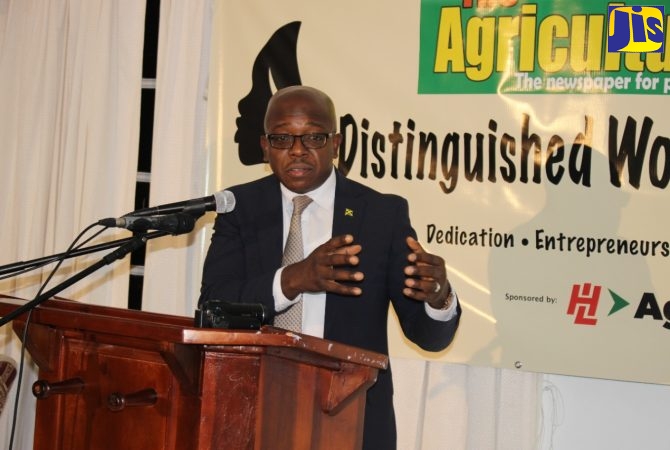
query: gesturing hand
[
  {"left": 403, "top": 236, "right": 451, "bottom": 309},
  {"left": 281, "top": 234, "right": 364, "bottom": 300}
]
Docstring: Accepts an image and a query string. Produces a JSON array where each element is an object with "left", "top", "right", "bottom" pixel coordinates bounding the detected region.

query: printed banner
[
  {"left": 419, "top": 0, "right": 669, "bottom": 94},
  {"left": 208, "top": 0, "right": 670, "bottom": 385}
]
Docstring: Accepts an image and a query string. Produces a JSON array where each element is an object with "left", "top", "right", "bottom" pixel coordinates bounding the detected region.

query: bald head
[
  {"left": 260, "top": 85, "right": 342, "bottom": 193},
  {"left": 264, "top": 86, "right": 337, "bottom": 133}
]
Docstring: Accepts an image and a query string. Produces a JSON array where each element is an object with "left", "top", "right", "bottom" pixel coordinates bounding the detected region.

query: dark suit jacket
[{"left": 200, "top": 170, "right": 461, "bottom": 449}]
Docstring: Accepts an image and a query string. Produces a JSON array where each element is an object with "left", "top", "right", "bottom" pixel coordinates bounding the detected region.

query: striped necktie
[{"left": 274, "top": 195, "right": 313, "bottom": 332}]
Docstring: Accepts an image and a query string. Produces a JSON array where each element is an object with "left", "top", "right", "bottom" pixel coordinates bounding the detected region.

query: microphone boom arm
[
  {"left": 0, "top": 231, "right": 169, "bottom": 277},
  {"left": 0, "top": 232, "right": 163, "bottom": 327}
]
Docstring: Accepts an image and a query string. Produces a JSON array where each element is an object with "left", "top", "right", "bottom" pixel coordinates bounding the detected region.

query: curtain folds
[
  {"left": 0, "top": 1, "right": 146, "bottom": 446},
  {"left": 141, "top": 0, "right": 214, "bottom": 317},
  {"left": 393, "top": 358, "right": 540, "bottom": 449}
]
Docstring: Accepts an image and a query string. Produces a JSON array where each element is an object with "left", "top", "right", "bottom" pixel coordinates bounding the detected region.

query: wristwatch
[{"left": 441, "top": 285, "right": 456, "bottom": 310}]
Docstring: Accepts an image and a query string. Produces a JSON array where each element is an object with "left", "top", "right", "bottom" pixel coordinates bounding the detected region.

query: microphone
[
  {"left": 130, "top": 190, "right": 236, "bottom": 217},
  {"left": 99, "top": 213, "right": 196, "bottom": 234}
]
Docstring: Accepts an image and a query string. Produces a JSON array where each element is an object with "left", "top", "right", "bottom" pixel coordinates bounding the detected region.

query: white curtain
[
  {"left": 141, "top": 0, "right": 214, "bottom": 317},
  {"left": 393, "top": 358, "right": 541, "bottom": 449},
  {"left": 0, "top": 0, "right": 145, "bottom": 447}
]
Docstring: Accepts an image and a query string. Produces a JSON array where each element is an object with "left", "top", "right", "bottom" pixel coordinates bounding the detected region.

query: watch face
[{"left": 442, "top": 290, "right": 455, "bottom": 310}]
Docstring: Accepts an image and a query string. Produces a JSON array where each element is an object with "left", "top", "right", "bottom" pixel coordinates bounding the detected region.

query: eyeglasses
[{"left": 264, "top": 133, "right": 334, "bottom": 150}]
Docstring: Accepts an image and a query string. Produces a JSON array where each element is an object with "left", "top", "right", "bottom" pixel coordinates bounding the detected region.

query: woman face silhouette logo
[{"left": 235, "top": 22, "right": 303, "bottom": 165}]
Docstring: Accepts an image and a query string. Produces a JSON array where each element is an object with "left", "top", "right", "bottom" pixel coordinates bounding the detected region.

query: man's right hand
[{"left": 281, "top": 234, "right": 364, "bottom": 299}]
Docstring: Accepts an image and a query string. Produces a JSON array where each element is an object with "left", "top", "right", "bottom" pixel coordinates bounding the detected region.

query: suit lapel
[
  {"left": 332, "top": 171, "right": 366, "bottom": 250},
  {"left": 325, "top": 172, "right": 368, "bottom": 339},
  {"left": 255, "top": 171, "right": 367, "bottom": 285},
  {"left": 254, "top": 176, "right": 284, "bottom": 273}
]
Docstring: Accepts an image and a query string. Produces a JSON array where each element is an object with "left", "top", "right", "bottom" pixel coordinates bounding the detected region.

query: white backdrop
[{"left": 205, "top": 0, "right": 670, "bottom": 387}]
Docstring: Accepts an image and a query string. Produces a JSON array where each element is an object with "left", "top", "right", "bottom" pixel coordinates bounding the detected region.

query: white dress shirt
[{"left": 272, "top": 169, "right": 458, "bottom": 338}]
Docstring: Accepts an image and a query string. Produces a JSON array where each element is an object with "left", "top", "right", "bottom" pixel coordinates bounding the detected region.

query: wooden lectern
[{"left": 0, "top": 297, "right": 387, "bottom": 450}]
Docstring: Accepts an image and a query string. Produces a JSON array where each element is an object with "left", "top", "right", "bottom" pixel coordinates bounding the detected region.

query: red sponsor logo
[{"left": 567, "top": 283, "right": 601, "bottom": 325}]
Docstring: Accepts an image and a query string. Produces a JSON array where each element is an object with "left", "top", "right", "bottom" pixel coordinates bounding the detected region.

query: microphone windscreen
[{"left": 214, "top": 190, "right": 236, "bottom": 213}]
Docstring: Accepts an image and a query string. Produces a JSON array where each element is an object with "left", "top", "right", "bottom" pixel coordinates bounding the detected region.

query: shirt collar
[{"left": 280, "top": 167, "right": 336, "bottom": 211}]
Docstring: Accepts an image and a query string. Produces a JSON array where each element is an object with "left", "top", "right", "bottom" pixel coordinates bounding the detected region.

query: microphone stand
[
  {"left": 0, "top": 233, "right": 166, "bottom": 277},
  {"left": 0, "top": 231, "right": 167, "bottom": 327}
]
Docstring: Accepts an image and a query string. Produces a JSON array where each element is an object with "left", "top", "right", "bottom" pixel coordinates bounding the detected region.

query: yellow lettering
[
  {"left": 604, "top": 45, "right": 622, "bottom": 71},
  {"left": 537, "top": 15, "right": 569, "bottom": 73},
  {"left": 624, "top": 53, "right": 644, "bottom": 71},
  {"left": 518, "top": 4, "right": 537, "bottom": 71},
  {"left": 496, "top": 16, "right": 520, "bottom": 72},
  {"left": 644, "top": 17, "right": 670, "bottom": 73},
  {"left": 570, "top": 15, "right": 604, "bottom": 72},
  {"left": 431, "top": 3, "right": 668, "bottom": 83},
  {"left": 434, "top": 7, "right": 465, "bottom": 73},
  {"left": 465, "top": 16, "right": 496, "bottom": 81}
]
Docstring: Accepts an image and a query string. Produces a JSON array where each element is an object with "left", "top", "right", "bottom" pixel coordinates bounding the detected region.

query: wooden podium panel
[{"left": 0, "top": 297, "right": 387, "bottom": 450}]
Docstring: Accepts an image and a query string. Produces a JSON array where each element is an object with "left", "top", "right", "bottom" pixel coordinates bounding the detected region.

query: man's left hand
[{"left": 403, "top": 236, "right": 451, "bottom": 309}]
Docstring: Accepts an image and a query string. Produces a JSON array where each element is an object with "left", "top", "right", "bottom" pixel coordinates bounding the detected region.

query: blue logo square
[{"left": 607, "top": 5, "right": 665, "bottom": 53}]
